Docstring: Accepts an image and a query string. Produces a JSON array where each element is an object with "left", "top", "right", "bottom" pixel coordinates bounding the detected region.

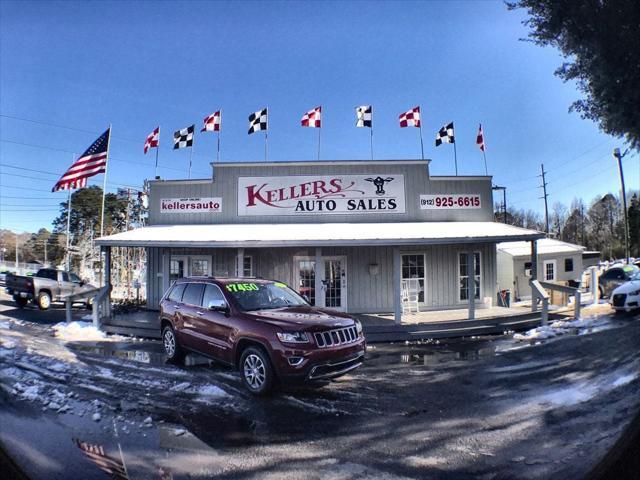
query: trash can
[{"left": 497, "top": 289, "right": 511, "bottom": 308}]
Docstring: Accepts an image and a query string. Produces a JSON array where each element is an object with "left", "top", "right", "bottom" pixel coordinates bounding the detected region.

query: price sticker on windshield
[{"left": 226, "top": 283, "right": 259, "bottom": 292}]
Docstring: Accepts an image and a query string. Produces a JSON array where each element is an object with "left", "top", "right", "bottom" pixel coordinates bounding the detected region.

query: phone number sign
[{"left": 420, "top": 194, "right": 481, "bottom": 209}]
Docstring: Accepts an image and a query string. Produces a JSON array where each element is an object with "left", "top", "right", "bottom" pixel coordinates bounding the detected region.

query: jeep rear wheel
[
  {"left": 240, "top": 346, "right": 274, "bottom": 395},
  {"left": 162, "top": 325, "right": 184, "bottom": 363},
  {"left": 37, "top": 292, "right": 51, "bottom": 310}
]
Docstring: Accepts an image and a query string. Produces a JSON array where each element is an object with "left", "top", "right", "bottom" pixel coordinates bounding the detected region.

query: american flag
[
  {"left": 144, "top": 126, "right": 159, "bottom": 154},
  {"left": 52, "top": 128, "right": 110, "bottom": 192},
  {"left": 74, "top": 439, "right": 129, "bottom": 480},
  {"left": 301, "top": 106, "right": 321, "bottom": 128},
  {"left": 399, "top": 107, "right": 421, "bottom": 128},
  {"left": 476, "top": 123, "right": 485, "bottom": 152},
  {"left": 201, "top": 111, "right": 221, "bottom": 132}
]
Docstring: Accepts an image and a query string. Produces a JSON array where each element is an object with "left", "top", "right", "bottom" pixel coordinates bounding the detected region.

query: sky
[{"left": 0, "top": 0, "right": 638, "bottom": 233}]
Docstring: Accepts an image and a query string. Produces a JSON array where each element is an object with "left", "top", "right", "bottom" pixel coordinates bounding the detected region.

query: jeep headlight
[
  {"left": 355, "top": 320, "right": 363, "bottom": 335},
  {"left": 277, "top": 332, "right": 309, "bottom": 343}
]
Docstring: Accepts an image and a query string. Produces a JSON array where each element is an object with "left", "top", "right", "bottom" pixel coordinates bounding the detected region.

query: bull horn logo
[{"left": 365, "top": 176, "right": 394, "bottom": 195}]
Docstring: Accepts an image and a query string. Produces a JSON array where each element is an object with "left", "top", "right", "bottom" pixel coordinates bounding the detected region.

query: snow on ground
[
  {"left": 0, "top": 320, "right": 11, "bottom": 329},
  {"left": 51, "top": 321, "right": 108, "bottom": 341},
  {"left": 513, "top": 315, "right": 613, "bottom": 342}
]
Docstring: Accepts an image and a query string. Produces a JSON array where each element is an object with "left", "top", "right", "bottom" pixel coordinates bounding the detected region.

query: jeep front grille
[{"left": 314, "top": 325, "right": 358, "bottom": 348}]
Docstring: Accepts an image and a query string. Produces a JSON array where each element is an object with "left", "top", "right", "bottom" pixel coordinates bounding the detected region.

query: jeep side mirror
[
  {"left": 208, "top": 299, "right": 229, "bottom": 312},
  {"left": 302, "top": 294, "right": 310, "bottom": 303}
]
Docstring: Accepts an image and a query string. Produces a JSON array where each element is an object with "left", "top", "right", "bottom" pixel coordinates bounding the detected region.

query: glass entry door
[
  {"left": 293, "top": 256, "right": 347, "bottom": 311},
  {"left": 323, "top": 257, "right": 347, "bottom": 311}
]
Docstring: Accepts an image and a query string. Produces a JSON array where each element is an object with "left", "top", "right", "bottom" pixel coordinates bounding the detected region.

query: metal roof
[
  {"left": 498, "top": 238, "right": 585, "bottom": 257},
  {"left": 96, "top": 222, "right": 544, "bottom": 248}
]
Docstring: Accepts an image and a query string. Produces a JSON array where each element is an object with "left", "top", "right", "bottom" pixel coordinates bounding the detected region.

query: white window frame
[
  {"left": 401, "top": 253, "right": 427, "bottom": 306},
  {"left": 189, "top": 255, "right": 212, "bottom": 277},
  {"left": 458, "top": 251, "right": 482, "bottom": 303},
  {"left": 543, "top": 259, "right": 557, "bottom": 281},
  {"left": 169, "top": 255, "right": 188, "bottom": 283}
]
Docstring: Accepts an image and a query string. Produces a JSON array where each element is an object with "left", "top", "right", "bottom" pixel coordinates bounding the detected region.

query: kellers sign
[{"left": 237, "top": 175, "right": 406, "bottom": 216}]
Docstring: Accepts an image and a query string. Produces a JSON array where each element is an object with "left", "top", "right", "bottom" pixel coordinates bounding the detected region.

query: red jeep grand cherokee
[{"left": 159, "top": 277, "right": 366, "bottom": 395}]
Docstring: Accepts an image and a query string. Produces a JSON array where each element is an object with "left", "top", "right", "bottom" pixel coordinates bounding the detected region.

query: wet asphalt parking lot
[{"left": 1, "top": 294, "right": 640, "bottom": 479}]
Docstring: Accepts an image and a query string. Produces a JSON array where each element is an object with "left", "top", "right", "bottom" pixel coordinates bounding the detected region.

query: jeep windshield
[{"left": 224, "top": 281, "right": 309, "bottom": 311}]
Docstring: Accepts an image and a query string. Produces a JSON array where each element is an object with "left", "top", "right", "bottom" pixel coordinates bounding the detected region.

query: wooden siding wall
[
  {"left": 146, "top": 243, "right": 497, "bottom": 313},
  {"left": 512, "top": 252, "right": 583, "bottom": 299},
  {"left": 148, "top": 162, "right": 494, "bottom": 225}
]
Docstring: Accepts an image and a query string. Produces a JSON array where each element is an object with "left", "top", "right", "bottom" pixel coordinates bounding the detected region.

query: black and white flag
[
  {"left": 173, "top": 125, "right": 194, "bottom": 149},
  {"left": 435, "top": 122, "right": 455, "bottom": 146},
  {"left": 248, "top": 108, "right": 268, "bottom": 134},
  {"left": 356, "top": 105, "right": 372, "bottom": 128}
]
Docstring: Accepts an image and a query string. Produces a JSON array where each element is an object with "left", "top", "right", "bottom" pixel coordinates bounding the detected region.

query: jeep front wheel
[
  {"left": 162, "top": 325, "right": 184, "bottom": 363},
  {"left": 240, "top": 346, "right": 274, "bottom": 395}
]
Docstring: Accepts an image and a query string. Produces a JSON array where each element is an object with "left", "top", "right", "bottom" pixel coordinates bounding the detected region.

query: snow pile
[
  {"left": 514, "top": 315, "right": 611, "bottom": 342},
  {"left": 513, "top": 325, "right": 559, "bottom": 341},
  {"left": 0, "top": 321, "right": 11, "bottom": 329},
  {"left": 1, "top": 339, "right": 17, "bottom": 349},
  {"left": 194, "top": 384, "right": 228, "bottom": 398},
  {"left": 52, "top": 321, "right": 107, "bottom": 342}
]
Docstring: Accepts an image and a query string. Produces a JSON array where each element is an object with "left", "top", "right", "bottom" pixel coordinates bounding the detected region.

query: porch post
[
  {"left": 467, "top": 251, "right": 475, "bottom": 320},
  {"left": 530, "top": 239, "right": 538, "bottom": 312},
  {"left": 236, "top": 248, "right": 245, "bottom": 277},
  {"left": 103, "top": 246, "right": 111, "bottom": 288},
  {"left": 161, "top": 249, "right": 170, "bottom": 295},
  {"left": 393, "top": 247, "right": 402, "bottom": 325}
]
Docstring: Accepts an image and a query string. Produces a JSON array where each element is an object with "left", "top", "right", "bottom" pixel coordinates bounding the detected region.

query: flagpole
[
  {"left": 217, "top": 110, "right": 222, "bottom": 162},
  {"left": 100, "top": 124, "right": 112, "bottom": 238},
  {"left": 154, "top": 127, "right": 160, "bottom": 179},
  {"left": 66, "top": 182, "right": 72, "bottom": 271},
  {"left": 264, "top": 131, "right": 268, "bottom": 162},
  {"left": 317, "top": 127, "right": 321, "bottom": 161},
  {"left": 418, "top": 123, "right": 424, "bottom": 160},
  {"left": 188, "top": 144, "right": 194, "bottom": 179},
  {"left": 482, "top": 150, "right": 488, "bottom": 176},
  {"left": 453, "top": 140, "right": 458, "bottom": 176}
]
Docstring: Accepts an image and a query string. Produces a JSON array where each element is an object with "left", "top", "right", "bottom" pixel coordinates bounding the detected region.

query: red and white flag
[
  {"left": 143, "top": 126, "right": 159, "bottom": 154},
  {"left": 201, "top": 111, "right": 221, "bottom": 132},
  {"left": 399, "top": 106, "right": 421, "bottom": 128},
  {"left": 301, "top": 106, "right": 322, "bottom": 128},
  {"left": 52, "top": 128, "right": 110, "bottom": 192},
  {"left": 74, "top": 439, "right": 129, "bottom": 479},
  {"left": 476, "top": 123, "right": 485, "bottom": 152}
]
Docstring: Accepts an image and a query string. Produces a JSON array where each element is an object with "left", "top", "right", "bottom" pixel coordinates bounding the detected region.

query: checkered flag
[
  {"left": 173, "top": 125, "right": 194, "bottom": 149},
  {"left": 356, "top": 105, "right": 372, "bottom": 127},
  {"left": 201, "top": 111, "right": 221, "bottom": 132},
  {"left": 248, "top": 108, "right": 268, "bottom": 134},
  {"left": 301, "top": 106, "right": 321, "bottom": 128},
  {"left": 399, "top": 106, "right": 421, "bottom": 128},
  {"left": 435, "top": 122, "right": 455, "bottom": 146}
]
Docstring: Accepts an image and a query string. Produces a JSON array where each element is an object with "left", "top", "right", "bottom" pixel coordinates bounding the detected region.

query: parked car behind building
[
  {"left": 610, "top": 271, "right": 640, "bottom": 313},
  {"left": 598, "top": 265, "right": 640, "bottom": 299},
  {"left": 159, "top": 277, "right": 366, "bottom": 395}
]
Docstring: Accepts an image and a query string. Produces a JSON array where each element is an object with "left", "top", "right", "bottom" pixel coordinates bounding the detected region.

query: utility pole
[
  {"left": 613, "top": 148, "right": 630, "bottom": 263},
  {"left": 492, "top": 185, "right": 507, "bottom": 224},
  {"left": 15, "top": 236, "right": 19, "bottom": 272},
  {"left": 539, "top": 164, "right": 549, "bottom": 235}
]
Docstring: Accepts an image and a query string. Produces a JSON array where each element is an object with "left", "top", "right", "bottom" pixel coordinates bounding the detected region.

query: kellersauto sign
[{"left": 237, "top": 175, "right": 406, "bottom": 216}]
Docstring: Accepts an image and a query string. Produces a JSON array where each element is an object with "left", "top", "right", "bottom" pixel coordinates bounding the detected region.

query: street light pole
[{"left": 613, "top": 148, "right": 630, "bottom": 263}]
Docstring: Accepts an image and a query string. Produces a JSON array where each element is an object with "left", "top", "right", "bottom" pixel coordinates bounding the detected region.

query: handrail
[
  {"left": 63, "top": 287, "right": 102, "bottom": 324},
  {"left": 92, "top": 286, "right": 111, "bottom": 327},
  {"left": 530, "top": 280, "right": 550, "bottom": 325},
  {"left": 536, "top": 280, "right": 582, "bottom": 321}
]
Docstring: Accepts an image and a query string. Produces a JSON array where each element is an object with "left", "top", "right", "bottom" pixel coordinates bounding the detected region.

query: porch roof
[{"left": 96, "top": 222, "right": 544, "bottom": 248}]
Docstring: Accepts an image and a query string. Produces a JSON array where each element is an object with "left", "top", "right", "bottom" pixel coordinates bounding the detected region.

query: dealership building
[{"left": 96, "top": 159, "right": 544, "bottom": 324}]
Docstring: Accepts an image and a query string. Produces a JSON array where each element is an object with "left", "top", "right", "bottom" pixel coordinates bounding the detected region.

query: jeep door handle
[
  {"left": 196, "top": 311, "right": 204, "bottom": 315},
  {"left": 174, "top": 305, "right": 180, "bottom": 309}
]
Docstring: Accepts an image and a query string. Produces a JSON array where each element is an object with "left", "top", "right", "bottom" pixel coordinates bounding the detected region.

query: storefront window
[
  {"left": 459, "top": 252, "right": 481, "bottom": 301},
  {"left": 191, "top": 259, "right": 210, "bottom": 277},
  {"left": 402, "top": 254, "right": 425, "bottom": 303},
  {"left": 297, "top": 260, "right": 315, "bottom": 305},
  {"left": 169, "top": 258, "right": 184, "bottom": 283}
]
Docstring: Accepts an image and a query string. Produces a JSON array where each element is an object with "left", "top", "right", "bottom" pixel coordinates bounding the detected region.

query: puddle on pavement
[{"left": 69, "top": 343, "right": 169, "bottom": 366}]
